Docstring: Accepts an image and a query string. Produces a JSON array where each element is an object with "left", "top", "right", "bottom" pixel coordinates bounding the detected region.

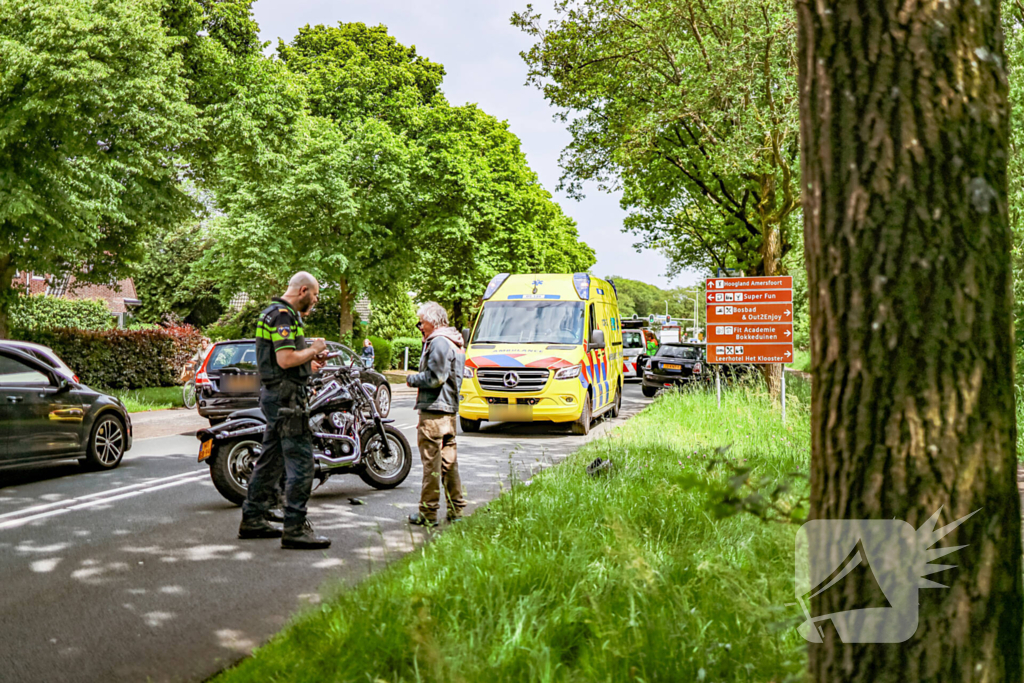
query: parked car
[
  {"left": 641, "top": 342, "right": 710, "bottom": 397},
  {"left": 2, "top": 340, "right": 79, "bottom": 383},
  {"left": 0, "top": 343, "right": 132, "bottom": 470},
  {"left": 196, "top": 339, "right": 392, "bottom": 424}
]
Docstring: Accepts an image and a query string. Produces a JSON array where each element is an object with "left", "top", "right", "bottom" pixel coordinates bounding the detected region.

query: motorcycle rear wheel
[
  {"left": 209, "top": 438, "right": 261, "bottom": 506},
  {"left": 358, "top": 425, "right": 412, "bottom": 489}
]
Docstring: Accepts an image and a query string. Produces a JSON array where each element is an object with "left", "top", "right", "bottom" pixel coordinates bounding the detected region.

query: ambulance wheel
[
  {"left": 460, "top": 417, "right": 481, "bottom": 433},
  {"left": 571, "top": 394, "right": 592, "bottom": 436}
]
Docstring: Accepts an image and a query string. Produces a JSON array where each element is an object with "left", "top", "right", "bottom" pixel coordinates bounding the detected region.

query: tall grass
[
  {"left": 217, "top": 383, "right": 810, "bottom": 683},
  {"left": 107, "top": 386, "right": 184, "bottom": 412}
]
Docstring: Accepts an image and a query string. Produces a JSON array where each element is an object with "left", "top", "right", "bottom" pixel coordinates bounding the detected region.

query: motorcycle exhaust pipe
[{"left": 313, "top": 433, "right": 360, "bottom": 469}]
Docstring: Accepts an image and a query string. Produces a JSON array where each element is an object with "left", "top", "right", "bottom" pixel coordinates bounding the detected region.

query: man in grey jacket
[{"left": 406, "top": 302, "right": 467, "bottom": 526}]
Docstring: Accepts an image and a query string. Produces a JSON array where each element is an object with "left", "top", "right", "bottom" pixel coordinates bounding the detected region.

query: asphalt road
[{"left": 0, "top": 382, "right": 652, "bottom": 683}]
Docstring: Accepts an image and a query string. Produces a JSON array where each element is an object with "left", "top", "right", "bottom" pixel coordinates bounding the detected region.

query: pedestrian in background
[
  {"left": 406, "top": 302, "right": 467, "bottom": 527},
  {"left": 361, "top": 337, "right": 375, "bottom": 368}
]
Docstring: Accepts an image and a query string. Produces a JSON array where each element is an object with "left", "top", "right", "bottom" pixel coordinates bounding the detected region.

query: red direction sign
[
  {"left": 706, "top": 302, "right": 793, "bottom": 323},
  {"left": 706, "top": 276, "right": 792, "bottom": 291},
  {"left": 706, "top": 289, "right": 792, "bottom": 304},
  {"left": 707, "top": 343, "right": 793, "bottom": 364},
  {"left": 707, "top": 323, "right": 793, "bottom": 344}
]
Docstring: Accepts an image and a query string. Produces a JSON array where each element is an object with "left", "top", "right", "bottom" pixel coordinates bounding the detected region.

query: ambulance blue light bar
[
  {"left": 483, "top": 273, "right": 510, "bottom": 300},
  {"left": 573, "top": 273, "right": 590, "bottom": 300}
]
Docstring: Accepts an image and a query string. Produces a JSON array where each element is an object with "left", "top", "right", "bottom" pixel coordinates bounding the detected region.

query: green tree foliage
[
  {"left": 366, "top": 336, "right": 393, "bottom": 373},
  {"left": 134, "top": 223, "right": 225, "bottom": 327},
  {"left": 0, "top": 0, "right": 200, "bottom": 337},
  {"left": 9, "top": 296, "right": 113, "bottom": 333},
  {"left": 367, "top": 290, "right": 418, "bottom": 340},
  {"left": 513, "top": 0, "right": 800, "bottom": 278}
]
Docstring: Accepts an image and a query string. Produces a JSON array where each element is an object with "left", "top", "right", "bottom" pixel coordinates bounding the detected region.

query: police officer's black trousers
[{"left": 241, "top": 388, "right": 315, "bottom": 532}]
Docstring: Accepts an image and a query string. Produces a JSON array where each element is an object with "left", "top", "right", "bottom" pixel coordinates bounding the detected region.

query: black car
[
  {"left": 641, "top": 343, "right": 710, "bottom": 397},
  {"left": 0, "top": 343, "right": 132, "bottom": 470},
  {"left": 196, "top": 339, "right": 392, "bottom": 423}
]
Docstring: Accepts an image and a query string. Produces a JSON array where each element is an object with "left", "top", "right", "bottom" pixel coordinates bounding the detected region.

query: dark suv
[
  {"left": 196, "top": 340, "right": 392, "bottom": 423},
  {"left": 641, "top": 343, "right": 710, "bottom": 397}
]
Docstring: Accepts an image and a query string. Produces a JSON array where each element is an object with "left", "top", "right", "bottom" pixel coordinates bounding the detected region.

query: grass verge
[
  {"left": 217, "top": 380, "right": 811, "bottom": 683},
  {"left": 108, "top": 386, "right": 185, "bottom": 413}
]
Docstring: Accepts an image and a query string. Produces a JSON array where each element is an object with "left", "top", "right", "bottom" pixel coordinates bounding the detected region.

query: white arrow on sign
[
  {"left": 785, "top": 329, "right": 791, "bottom": 337},
  {"left": 784, "top": 309, "right": 791, "bottom": 317},
  {"left": 785, "top": 350, "right": 792, "bottom": 358}
]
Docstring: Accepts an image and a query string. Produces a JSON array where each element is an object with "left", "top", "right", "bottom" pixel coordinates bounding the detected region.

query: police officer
[{"left": 238, "top": 271, "right": 331, "bottom": 549}]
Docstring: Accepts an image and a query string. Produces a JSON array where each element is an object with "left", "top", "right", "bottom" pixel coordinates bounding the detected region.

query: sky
[{"left": 251, "top": 0, "right": 699, "bottom": 289}]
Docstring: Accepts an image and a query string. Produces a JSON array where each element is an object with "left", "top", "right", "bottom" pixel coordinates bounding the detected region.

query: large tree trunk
[
  {"left": 760, "top": 218, "right": 784, "bottom": 397},
  {"left": 797, "top": 0, "right": 1021, "bottom": 681},
  {"left": 338, "top": 277, "right": 354, "bottom": 338}
]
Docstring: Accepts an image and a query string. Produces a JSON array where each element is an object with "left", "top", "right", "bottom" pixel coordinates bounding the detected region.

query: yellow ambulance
[{"left": 459, "top": 273, "right": 623, "bottom": 436}]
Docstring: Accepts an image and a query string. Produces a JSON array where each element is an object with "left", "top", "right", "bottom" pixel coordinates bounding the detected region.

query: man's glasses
[{"left": 416, "top": 321, "right": 424, "bottom": 330}]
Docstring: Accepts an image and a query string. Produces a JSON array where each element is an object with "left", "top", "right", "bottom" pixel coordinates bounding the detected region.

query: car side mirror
[
  {"left": 589, "top": 329, "right": 606, "bottom": 349},
  {"left": 462, "top": 328, "right": 471, "bottom": 346},
  {"left": 54, "top": 376, "right": 71, "bottom": 392}
]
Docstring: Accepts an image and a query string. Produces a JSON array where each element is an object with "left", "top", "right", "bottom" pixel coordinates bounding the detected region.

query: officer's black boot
[
  {"left": 281, "top": 519, "right": 331, "bottom": 549},
  {"left": 238, "top": 517, "right": 282, "bottom": 539}
]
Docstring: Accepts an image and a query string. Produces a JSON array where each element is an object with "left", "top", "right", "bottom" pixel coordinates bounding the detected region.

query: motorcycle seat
[{"left": 227, "top": 408, "right": 265, "bottom": 421}]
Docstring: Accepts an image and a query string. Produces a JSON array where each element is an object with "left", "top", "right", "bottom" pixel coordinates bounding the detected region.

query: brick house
[{"left": 12, "top": 271, "right": 141, "bottom": 327}]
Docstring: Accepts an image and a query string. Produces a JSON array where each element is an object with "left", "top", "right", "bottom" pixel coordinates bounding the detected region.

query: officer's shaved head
[
  {"left": 287, "top": 271, "right": 319, "bottom": 292},
  {"left": 284, "top": 271, "right": 320, "bottom": 315}
]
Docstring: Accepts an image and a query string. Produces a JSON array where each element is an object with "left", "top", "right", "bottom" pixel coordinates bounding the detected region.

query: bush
[
  {"left": 366, "top": 289, "right": 418, "bottom": 339},
  {"left": 10, "top": 295, "right": 112, "bottom": 332},
  {"left": 20, "top": 325, "right": 204, "bottom": 389},
  {"left": 206, "top": 301, "right": 263, "bottom": 342},
  {"left": 391, "top": 336, "right": 423, "bottom": 370},
  {"left": 366, "top": 336, "right": 392, "bottom": 373}
]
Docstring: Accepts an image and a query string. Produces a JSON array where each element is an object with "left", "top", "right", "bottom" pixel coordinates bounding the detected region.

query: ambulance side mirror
[{"left": 589, "top": 329, "right": 605, "bottom": 349}]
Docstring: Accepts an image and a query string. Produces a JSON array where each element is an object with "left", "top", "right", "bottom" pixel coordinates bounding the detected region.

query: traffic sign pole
[
  {"left": 782, "top": 369, "right": 786, "bottom": 423},
  {"left": 716, "top": 365, "right": 721, "bottom": 409}
]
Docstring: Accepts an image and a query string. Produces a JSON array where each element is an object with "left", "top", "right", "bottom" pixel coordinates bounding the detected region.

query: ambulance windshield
[{"left": 472, "top": 301, "right": 585, "bottom": 345}]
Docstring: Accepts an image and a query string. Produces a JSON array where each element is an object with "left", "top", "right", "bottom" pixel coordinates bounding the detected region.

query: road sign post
[{"left": 705, "top": 276, "right": 794, "bottom": 410}]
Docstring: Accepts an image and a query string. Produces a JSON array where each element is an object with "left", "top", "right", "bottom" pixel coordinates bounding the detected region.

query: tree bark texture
[
  {"left": 338, "top": 277, "right": 354, "bottom": 339},
  {"left": 0, "top": 254, "right": 17, "bottom": 340},
  {"left": 797, "top": 0, "right": 1022, "bottom": 681}
]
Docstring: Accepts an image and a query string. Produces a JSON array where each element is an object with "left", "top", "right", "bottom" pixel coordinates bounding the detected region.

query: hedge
[
  {"left": 366, "top": 336, "right": 392, "bottom": 374},
  {"left": 391, "top": 336, "right": 423, "bottom": 370},
  {"left": 11, "top": 295, "right": 113, "bottom": 331},
  {"left": 19, "top": 326, "right": 204, "bottom": 390}
]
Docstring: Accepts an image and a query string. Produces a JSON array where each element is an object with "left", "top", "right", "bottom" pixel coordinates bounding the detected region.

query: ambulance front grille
[{"left": 476, "top": 368, "right": 550, "bottom": 393}]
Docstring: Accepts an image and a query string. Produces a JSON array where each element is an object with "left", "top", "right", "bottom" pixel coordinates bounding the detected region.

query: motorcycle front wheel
[
  {"left": 209, "top": 438, "right": 261, "bottom": 505},
  {"left": 357, "top": 425, "right": 412, "bottom": 489}
]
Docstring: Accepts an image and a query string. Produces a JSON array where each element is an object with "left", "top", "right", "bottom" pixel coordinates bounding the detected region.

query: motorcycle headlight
[
  {"left": 554, "top": 364, "right": 582, "bottom": 380},
  {"left": 463, "top": 366, "right": 475, "bottom": 379}
]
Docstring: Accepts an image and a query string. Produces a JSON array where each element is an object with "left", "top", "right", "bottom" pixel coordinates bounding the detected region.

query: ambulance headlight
[
  {"left": 463, "top": 367, "right": 475, "bottom": 379},
  {"left": 554, "top": 364, "right": 582, "bottom": 380}
]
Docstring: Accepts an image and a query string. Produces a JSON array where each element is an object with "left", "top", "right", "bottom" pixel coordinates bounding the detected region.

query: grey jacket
[{"left": 407, "top": 327, "right": 466, "bottom": 413}]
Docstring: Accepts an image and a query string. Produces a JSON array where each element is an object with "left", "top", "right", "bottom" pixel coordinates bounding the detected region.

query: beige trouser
[{"left": 416, "top": 411, "right": 466, "bottom": 522}]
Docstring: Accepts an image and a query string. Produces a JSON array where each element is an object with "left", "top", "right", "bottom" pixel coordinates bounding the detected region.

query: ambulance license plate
[{"left": 489, "top": 405, "right": 533, "bottom": 422}]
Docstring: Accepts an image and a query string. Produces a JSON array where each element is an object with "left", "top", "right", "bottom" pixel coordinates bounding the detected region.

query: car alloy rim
[
  {"left": 227, "top": 441, "right": 261, "bottom": 488},
  {"left": 96, "top": 419, "right": 124, "bottom": 464},
  {"left": 376, "top": 386, "right": 390, "bottom": 415},
  {"left": 365, "top": 433, "right": 403, "bottom": 478}
]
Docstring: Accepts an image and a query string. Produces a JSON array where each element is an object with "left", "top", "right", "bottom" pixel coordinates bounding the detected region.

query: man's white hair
[
  {"left": 287, "top": 271, "right": 319, "bottom": 291},
  {"left": 417, "top": 301, "right": 449, "bottom": 327}
]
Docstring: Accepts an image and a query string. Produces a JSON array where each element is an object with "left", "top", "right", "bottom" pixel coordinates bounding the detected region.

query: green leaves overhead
[{"left": 513, "top": 0, "right": 800, "bottom": 276}]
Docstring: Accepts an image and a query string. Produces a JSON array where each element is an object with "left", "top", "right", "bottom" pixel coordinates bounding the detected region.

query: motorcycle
[{"left": 196, "top": 355, "right": 412, "bottom": 506}]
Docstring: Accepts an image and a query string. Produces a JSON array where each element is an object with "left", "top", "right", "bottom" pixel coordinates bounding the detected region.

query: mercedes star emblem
[{"left": 503, "top": 371, "right": 520, "bottom": 388}]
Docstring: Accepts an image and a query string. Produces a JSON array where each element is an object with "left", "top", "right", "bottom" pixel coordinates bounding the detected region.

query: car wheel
[
  {"left": 642, "top": 386, "right": 657, "bottom": 398},
  {"left": 460, "top": 416, "right": 481, "bottom": 433},
  {"left": 83, "top": 415, "right": 126, "bottom": 470},
  {"left": 570, "top": 393, "right": 592, "bottom": 436},
  {"left": 375, "top": 384, "right": 391, "bottom": 417},
  {"left": 610, "top": 384, "right": 622, "bottom": 418}
]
